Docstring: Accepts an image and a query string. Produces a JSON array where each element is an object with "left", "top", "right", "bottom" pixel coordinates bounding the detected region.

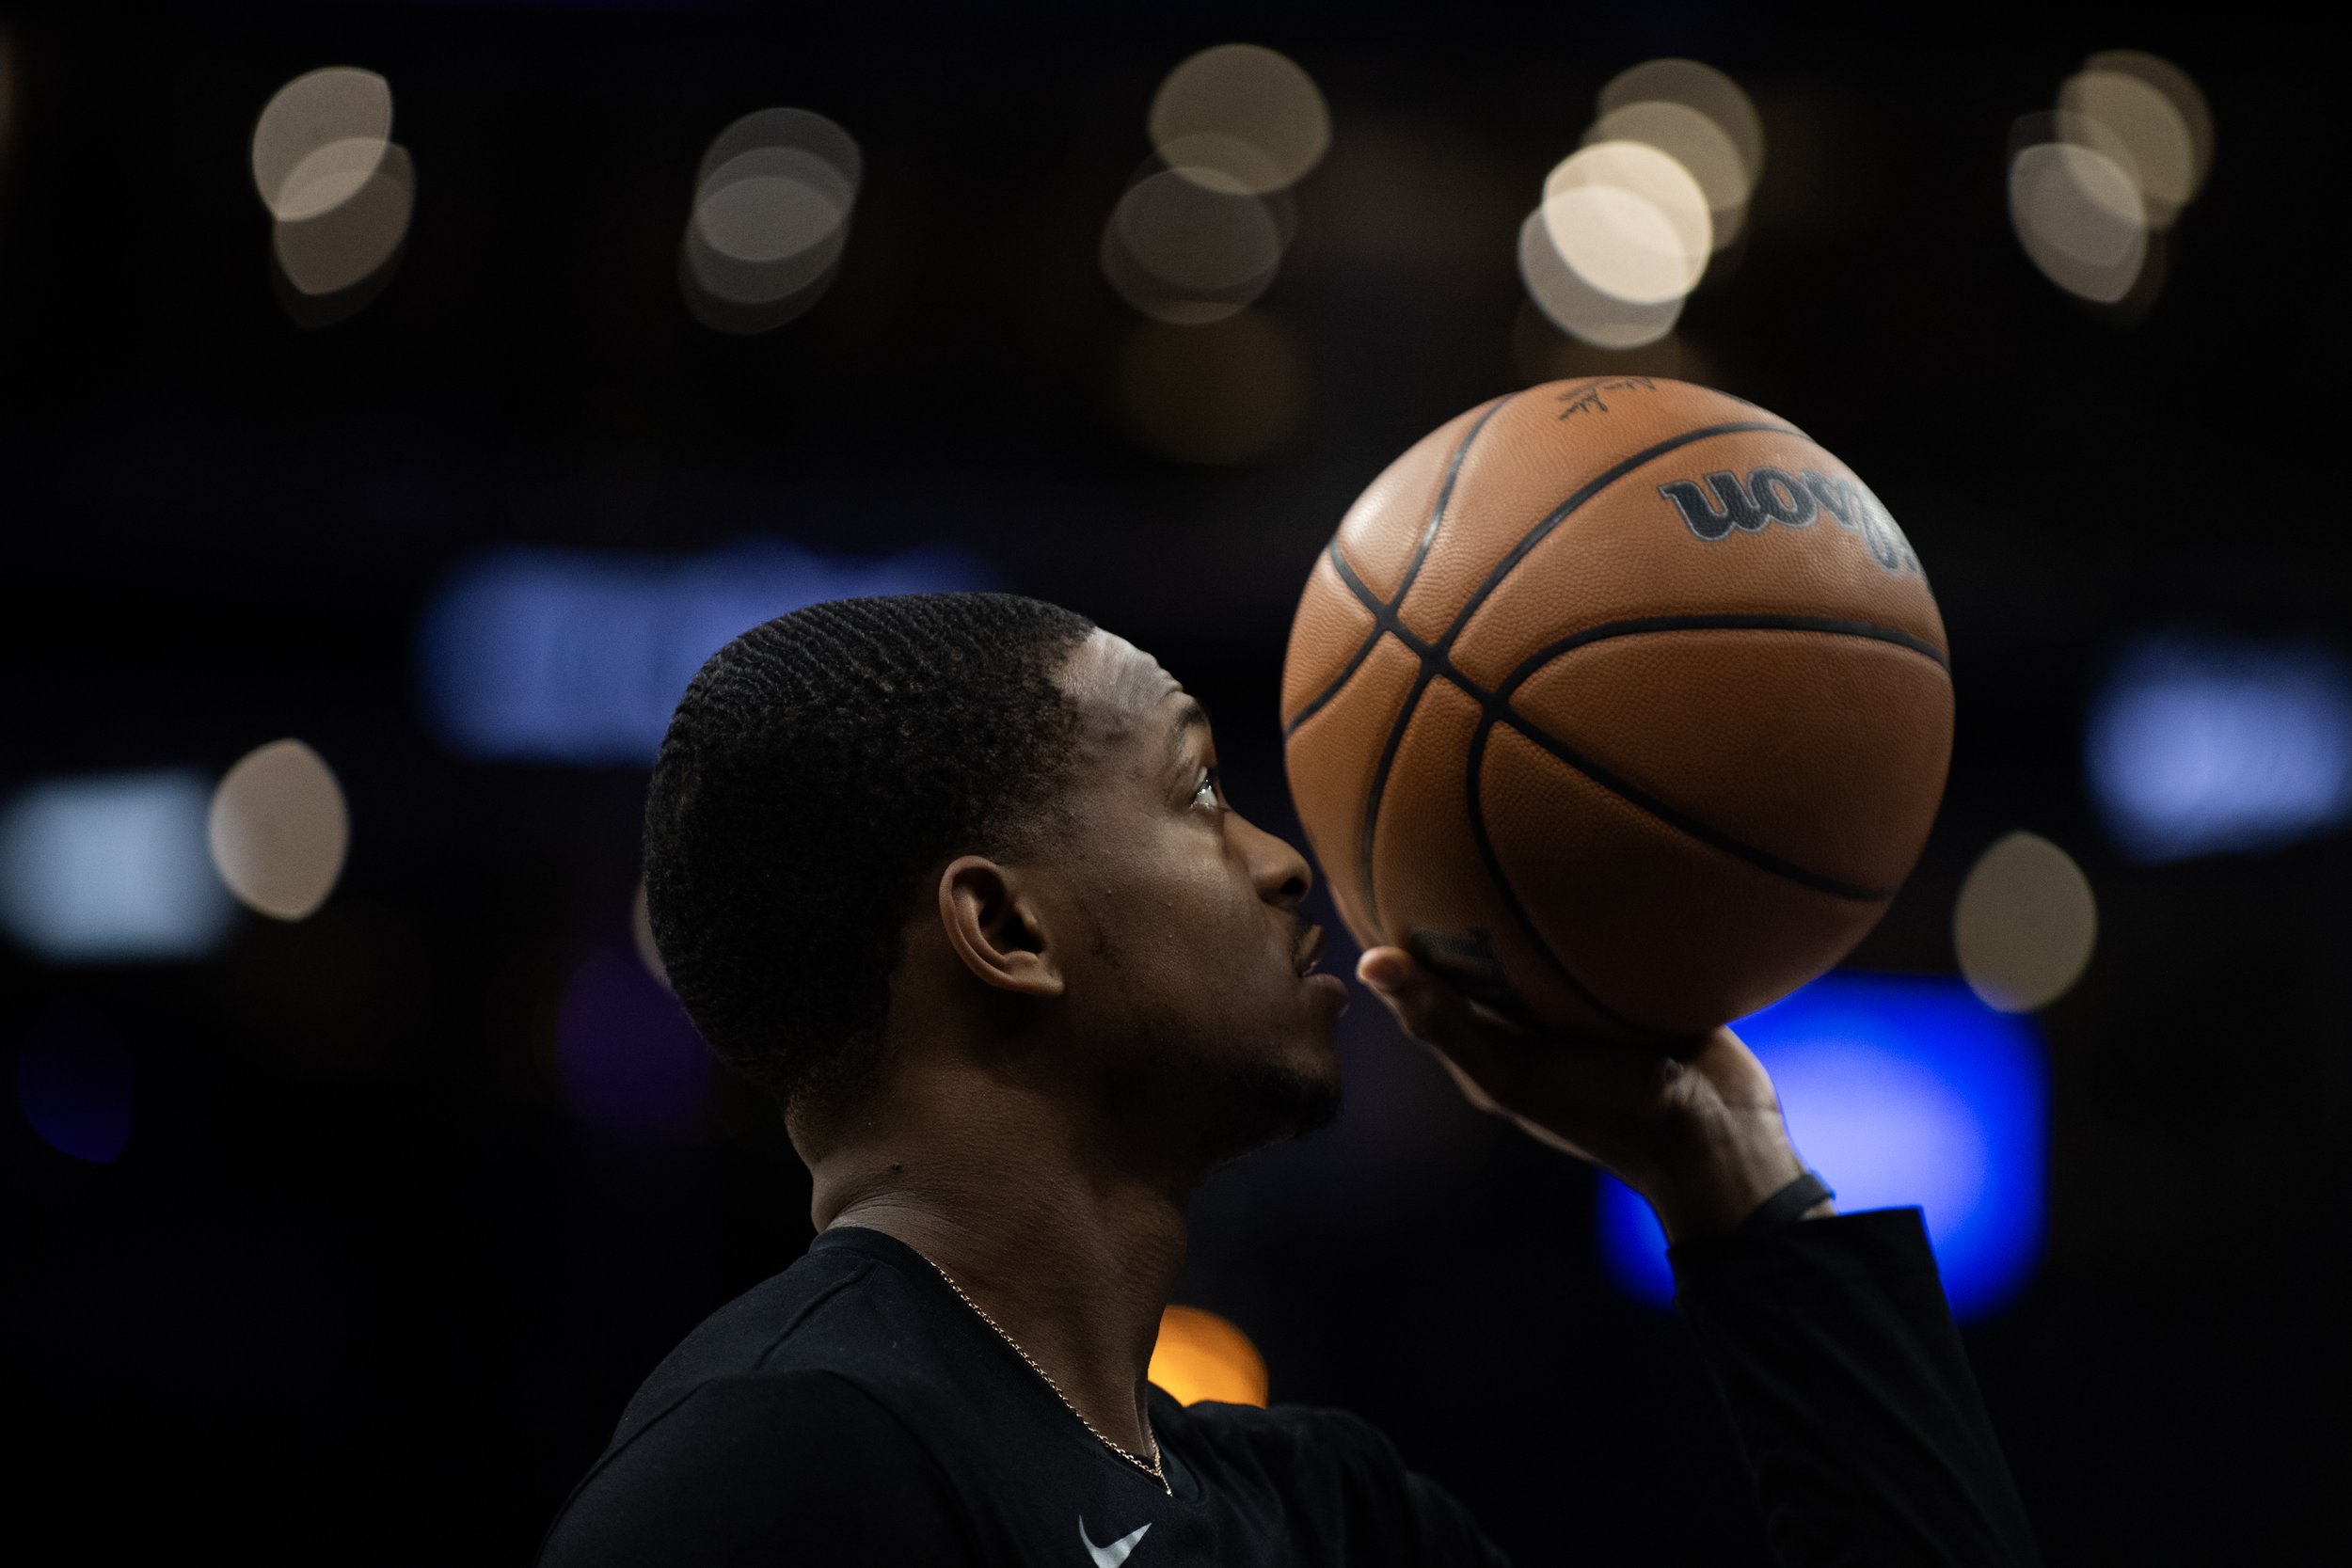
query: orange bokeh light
[{"left": 1147, "top": 1306, "right": 1269, "bottom": 1408}]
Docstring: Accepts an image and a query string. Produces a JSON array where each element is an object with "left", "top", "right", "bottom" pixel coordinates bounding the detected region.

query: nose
[{"left": 1236, "top": 811, "right": 1312, "bottom": 911}]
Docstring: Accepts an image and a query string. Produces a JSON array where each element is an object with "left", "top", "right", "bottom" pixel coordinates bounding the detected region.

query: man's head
[{"left": 644, "top": 592, "right": 1344, "bottom": 1171}]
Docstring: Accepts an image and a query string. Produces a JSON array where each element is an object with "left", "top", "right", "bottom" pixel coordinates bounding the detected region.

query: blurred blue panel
[
  {"left": 556, "top": 947, "right": 712, "bottom": 1138},
  {"left": 417, "top": 538, "right": 993, "bottom": 764},
  {"left": 2084, "top": 630, "right": 2352, "bottom": 863},
  {"left": 0, "top": 770, "right": 236, "bottom": 962},
  {"left": 1597, "top": 974, "right": 2046, "bottom": 1321},
  {"left": 15, "top": 1019, "right": 135, "bottom": 1163}
]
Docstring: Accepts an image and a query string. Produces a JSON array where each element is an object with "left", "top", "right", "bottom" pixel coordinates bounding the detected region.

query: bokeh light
[
  {"left": 2011, "top": 52, "right": 2209, "bottom": 306},
  {"left": 1597, "top": 58, "right": 1764, "bottom": 198},
  {"left": 1599, "top": 974, "right": 2046, "bottom": 1321},
  {"left": 1953, "top": 832, "right": 2098, "bottom": 1013},
  {"left": 556, "top": 946, "right": 710, "bottom": 1139},
  {"left": 1147, "top": 43, "right": 1328, "bottom": 194},
  {"left": 251, "top": 67, "right": 391, "bottom": 221},
  {"left": 208, "top": 739, "right": 349, "bottom": 923},
  {"left": 15, "top": 1013, "right": 135, "bottom": 1164},
  {"left": 272, "top": 140, "right": 414, "bottom": 300},
  {"left": 681, "top": 107, "right": 860, "bottom": 333},
  {"left": 0, "top": 770, "right": 234, "bottom": 962},
  {"left": 1109, "top": 45, "right": 1324, "bottom": 325},
  {"left": 1102, "top": 168, "right": 1282, "bottom": 325},
  {"left": 1147, "top": 1306, "right": 1269, "bottom": 1407},
  {"left": 1517, "top": 60, "right": 1753, "bottom": 351},
  {"left": 419, "top": 538, "right": 992, "bottom": 764},
  {"left": 1116, "top": 310, "right": 1302, "bottom": 464},
  {"left": 2059, "top": 53, "right": 2211, "bottom": 227},
  {"left": 2085, "top": 631, "right": 2352, "bottom": 863},
  {"left": 1583, "top": 100, "right": 1751, "bottom": 250},
  {"left": 1518, "top": 206, "right": 1680, "bottom": 348},
  {"left": 2009, "top": 138, "right": 2147, "bottom": 304},
  {"left": 248, "top": 66, "right": 410, "bottom": 322},
  {"left": 1542, "top": 142, "right": 1711, "bottom": 303}
]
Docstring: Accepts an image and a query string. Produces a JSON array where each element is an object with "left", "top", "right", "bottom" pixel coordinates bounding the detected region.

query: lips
[{"left": 1293, "top": 924, "right": 1325, "bottom": 977}]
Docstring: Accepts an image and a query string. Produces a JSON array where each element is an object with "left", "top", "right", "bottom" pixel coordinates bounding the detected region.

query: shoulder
[
  {"left": 611, "top": 1240, "right": 963, "bottom": 1444},
  {"left": 541, "top": 1370, "right": 973, "bottom": 1567}
]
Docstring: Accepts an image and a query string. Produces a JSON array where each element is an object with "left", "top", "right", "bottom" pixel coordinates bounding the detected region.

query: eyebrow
[{"left": 1165, "top": 696, "right": 1213, "bottom": 761}]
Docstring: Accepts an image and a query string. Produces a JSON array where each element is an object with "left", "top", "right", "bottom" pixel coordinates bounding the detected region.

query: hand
[{"left": 1356, "top": 946, "right": 1823, "bottom": 1243}]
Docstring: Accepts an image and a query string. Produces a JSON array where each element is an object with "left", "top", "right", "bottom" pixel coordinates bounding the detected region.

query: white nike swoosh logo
[{"left": 1080, "top": 1516, "right": 1151, "bottom": 1568}]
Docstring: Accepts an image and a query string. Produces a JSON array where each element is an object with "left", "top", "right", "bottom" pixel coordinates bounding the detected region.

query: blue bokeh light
[
  {"left": 15, "top": 1018, "right": 135, "bottom": 1163},
  {"left": 1597, "top": 974, "right": 2046, "bottom": 1320},
  {"left": 418, "top": 538, "right": 993, "bottom": 765},
  {"left": 0, "top": 770, "right": 237, "bottom": 962},
  {"left": 2084, "top": 630, "right": 2352, "bottom": 863},
  {"left": 556, "top": 946, "right": 712, "bottom": 1139}
]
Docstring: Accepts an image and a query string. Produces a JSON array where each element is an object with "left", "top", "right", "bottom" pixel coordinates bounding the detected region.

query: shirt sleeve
[
  {"left": 537, "top": 1370, "right": 977, "bottom": 1568},
  {"left": 1669, "top": 1207, "right": 2042, "bottom": 1567}
]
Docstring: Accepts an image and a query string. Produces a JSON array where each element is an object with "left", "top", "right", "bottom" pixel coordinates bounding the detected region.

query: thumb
[
  {"left": 1356, "top": 946, "right": 1470, "bottom": 1040},
  {"left": 1356, "top": 946, "right": 1527, "bottom": 1104}
]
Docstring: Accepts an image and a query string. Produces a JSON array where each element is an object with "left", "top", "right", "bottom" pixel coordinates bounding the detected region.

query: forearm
[{"left": 1671, "top": 1210, "right": 2042, "bottom": 1568}]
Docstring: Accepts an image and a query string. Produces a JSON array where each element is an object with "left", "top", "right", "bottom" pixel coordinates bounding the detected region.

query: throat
[{"left": 822, "top": 1198, "right": 1185, "bottom": 1464}]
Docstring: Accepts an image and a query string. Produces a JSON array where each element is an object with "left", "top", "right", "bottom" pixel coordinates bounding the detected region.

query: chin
[{"left": 1234, "top": 1037, "right": 1344, "bottom": 1144}]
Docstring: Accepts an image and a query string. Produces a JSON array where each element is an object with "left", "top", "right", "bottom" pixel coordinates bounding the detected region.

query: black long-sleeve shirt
[{"left": 539, "top": 1210, "right": 2039, "bottom": 1565}]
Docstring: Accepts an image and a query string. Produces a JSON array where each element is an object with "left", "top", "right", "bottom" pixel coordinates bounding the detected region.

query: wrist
[{"left": 1640, "top": 1107, "right": 1813, "bottom": 1244}]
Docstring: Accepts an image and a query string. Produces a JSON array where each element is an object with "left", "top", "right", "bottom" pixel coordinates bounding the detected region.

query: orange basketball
[{"left": 1280, "top": 377, "right": 1953, "bottom": 1040}]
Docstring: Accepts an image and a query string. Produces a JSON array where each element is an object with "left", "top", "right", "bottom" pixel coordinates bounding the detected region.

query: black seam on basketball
[
  {"left": 1465, "top": 712, "right": 1642, "bottom": 1031},
  {"left": 1486, "top": 707, "right": 1897, "bottom": 902},
  {"left": 1355, "top": 665, "right": 1436, "bottom": 934},
  {"left": 1282, "top": 609, "right": 1384, "bottom": 740},
  {"left": 1281, "top": 397, "right": 1517, "bottom": 741},
  {"left": 1391, "top": 392, "right": 1518, "bottom": 610},
  {"left": 1332, "top": 412, "right": 1884, "bottom": 968},
  {"left": 1339, "top": 546, "right": 1905, "bottom": 900},
  {"left": 1433, "top": 420, "right": 1801, "bottom": 657},
  {"left": 1497, "top": 613, "right": 1951, "bottom": 682},
  {"left": 1327, "top": 546, "right": 1454, "bottom": 667}
]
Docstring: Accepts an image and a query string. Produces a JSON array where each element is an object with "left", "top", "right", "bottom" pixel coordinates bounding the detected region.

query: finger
[{"left": 1356, "top": 947, "right": 1527, "bottom": 1097}]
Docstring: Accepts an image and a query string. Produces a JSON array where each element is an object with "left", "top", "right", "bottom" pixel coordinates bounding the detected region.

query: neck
[{"left": 808, "top": 1058, "right": 1200, "bottom": 1458}]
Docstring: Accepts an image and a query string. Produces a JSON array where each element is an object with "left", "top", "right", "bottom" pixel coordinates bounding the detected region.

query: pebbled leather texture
[{"left": 1280, "top": 377, "right": 1954, "bottom": 1038}]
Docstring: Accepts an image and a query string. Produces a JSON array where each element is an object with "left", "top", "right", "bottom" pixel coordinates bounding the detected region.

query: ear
[{"left": 937, "top": 855, "right": 1066, "bottom": 999}]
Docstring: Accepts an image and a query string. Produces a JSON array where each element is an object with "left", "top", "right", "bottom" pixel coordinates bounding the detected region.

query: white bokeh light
[
  {"left": 1103, "top": 167, "right": 1282, "bottom": 325},
  {"left": 2010, "top": 139, "right": 2147, "bottom": 304},
  {"left": 251, "top": 68, "right": 392, "bottom": 221},
  {"left": 2061, "top": 51, "right": 2211, "bottom": 230},
  {"left": 1954, "top": 832, "right": 2098, "bottom": 1013},
  {"left": 272, "top": 140, "right": 414, "bottom": 298},
  {"left": 209, "top": 739, "right": 349, "bottom": 923},
  {"left": 1585, "top": 100, "right": 1751, "bottom": 250},
  {"left": 1148, "top": 43, "right": 1329, "bottom": 194},
  {"left": 681, "top": 108, "right": 862, "bottom": 332},
  {"left": 1518, "top": 206, "right": 1681, "bottom": 348},
  {"left": 1597, "top": 58, "right": 1763, "bottom": 193},
  {"left": 1543, "top": 142, "right": 1712, "bottom": 304}
]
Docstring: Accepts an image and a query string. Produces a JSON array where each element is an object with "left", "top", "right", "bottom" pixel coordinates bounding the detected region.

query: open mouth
[{"left": 1292, "top": 924, "right": 1325, "bottom": 977}]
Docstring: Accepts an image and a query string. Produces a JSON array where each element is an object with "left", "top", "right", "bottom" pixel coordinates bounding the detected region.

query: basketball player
[{"left": 538, "top": 594, "right": 2040, "bottom": 1566}]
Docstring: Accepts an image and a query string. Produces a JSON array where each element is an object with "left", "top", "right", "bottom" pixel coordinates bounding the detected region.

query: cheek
[{"left": 1088, "top": 830, "right": 1269, "bottom": 982}]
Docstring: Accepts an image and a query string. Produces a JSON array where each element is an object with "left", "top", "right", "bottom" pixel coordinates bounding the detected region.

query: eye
[{"left": 1192, "top": 767, "right": 1224, "bottom": 813}]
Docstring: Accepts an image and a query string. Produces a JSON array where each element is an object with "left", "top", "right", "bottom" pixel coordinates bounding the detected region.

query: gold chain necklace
[{"left": 914, "top": 1250, "right": 1171, "bottom": 1495}]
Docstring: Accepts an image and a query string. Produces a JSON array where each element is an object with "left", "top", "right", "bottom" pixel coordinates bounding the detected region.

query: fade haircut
[{"left": 644, "top": 593, "right": 1097, "bottom": 1144}]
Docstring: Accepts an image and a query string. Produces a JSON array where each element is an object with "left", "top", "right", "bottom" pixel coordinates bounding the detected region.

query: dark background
[{"left": 5, "top": 3, "right": 2346, "bottom": 1562}]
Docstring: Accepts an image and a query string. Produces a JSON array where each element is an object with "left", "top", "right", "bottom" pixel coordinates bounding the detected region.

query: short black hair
[{"left": 644, "top": 592, "right": 1096, "bottom": 1143}]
